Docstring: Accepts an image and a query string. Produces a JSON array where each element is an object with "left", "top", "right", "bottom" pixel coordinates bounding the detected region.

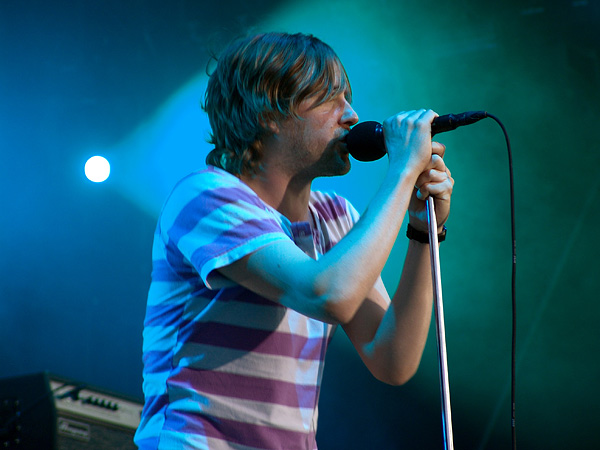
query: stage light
[{"left": 85, "top": 155, "right": 111, "bottom": 183}]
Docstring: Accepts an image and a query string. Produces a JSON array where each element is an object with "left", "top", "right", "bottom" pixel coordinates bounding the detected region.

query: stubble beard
[
  {"left": 281, "top": 119, "right": 351, "bottom": 181},
  {"left": 319, "top": 139, "right": 351, "bottom": 178},
  {"left": 296, "top": 139, "right": 351, "bottom": 182}
]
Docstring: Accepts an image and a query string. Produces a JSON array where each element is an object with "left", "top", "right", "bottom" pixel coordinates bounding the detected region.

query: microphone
[{"left": 346, "top": 110, "right": 488, "bottom": 162}]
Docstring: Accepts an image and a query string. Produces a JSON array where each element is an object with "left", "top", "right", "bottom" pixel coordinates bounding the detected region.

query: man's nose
[{"left": 342, "top": 101, "right": 359, "bottom": 127}]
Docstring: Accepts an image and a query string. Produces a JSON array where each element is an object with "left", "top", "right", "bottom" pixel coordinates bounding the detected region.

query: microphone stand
[{"left": 426, "top": 196, "right": 454, "bottom": 450}]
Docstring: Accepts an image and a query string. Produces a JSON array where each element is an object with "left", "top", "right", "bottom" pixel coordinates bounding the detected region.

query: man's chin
[
  {"left": 321, "top": 159, "right": 351, "bottom": 178},
  {"left": 339, "top": 152, "right": 352, "bottom": 174},
  {"left": 339, "top": 160, "right": 352, "bottom": 176}
]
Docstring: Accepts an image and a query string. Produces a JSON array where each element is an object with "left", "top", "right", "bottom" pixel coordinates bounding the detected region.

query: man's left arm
[{"left": 342, "top": 148, "right": 453, "bottom": 386}]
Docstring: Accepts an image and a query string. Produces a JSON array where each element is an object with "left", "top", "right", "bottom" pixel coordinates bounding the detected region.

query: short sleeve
[{"left": 158, "top": 168, "right": 291, "bottom": 289}]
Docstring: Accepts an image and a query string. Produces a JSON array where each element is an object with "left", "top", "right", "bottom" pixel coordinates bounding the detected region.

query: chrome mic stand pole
[{"left": 426, "top": 196, "right": 454, "bottom": 450}]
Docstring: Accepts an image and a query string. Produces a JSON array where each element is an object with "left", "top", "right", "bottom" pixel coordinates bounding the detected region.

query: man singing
[{"left": 134, "top": 31, "right": 454, "bottom": 450}]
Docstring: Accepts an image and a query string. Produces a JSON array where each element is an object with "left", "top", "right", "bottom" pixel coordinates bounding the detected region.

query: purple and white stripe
[{"left": 135, "top": 167, "right": 359, "bottom": 450}]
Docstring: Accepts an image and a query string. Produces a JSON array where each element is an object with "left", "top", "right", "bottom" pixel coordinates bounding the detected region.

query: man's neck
[{"left": 241, "top": 168, "right": 312, "bottom": 223}]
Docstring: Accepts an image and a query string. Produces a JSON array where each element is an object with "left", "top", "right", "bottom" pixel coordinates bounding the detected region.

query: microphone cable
[{"left": 484, "top": 113, "right": 517, "bottom": 450}]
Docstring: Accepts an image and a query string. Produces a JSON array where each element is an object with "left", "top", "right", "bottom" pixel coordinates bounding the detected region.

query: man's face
[{"left": 277, "top": 89, "right": 359, "bottom": 180}]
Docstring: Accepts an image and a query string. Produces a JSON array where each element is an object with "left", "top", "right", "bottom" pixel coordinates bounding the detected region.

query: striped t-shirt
[{"left": 134, "top": 166, "right": 360, "bottom": 450}]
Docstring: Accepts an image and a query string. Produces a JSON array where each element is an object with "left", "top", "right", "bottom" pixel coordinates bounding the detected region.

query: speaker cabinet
[{"left": 0, "top": 372, "right": 142, "bottom": 450}]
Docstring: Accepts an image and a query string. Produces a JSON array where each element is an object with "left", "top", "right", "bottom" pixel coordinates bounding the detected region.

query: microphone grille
[{"left": 346, "top": 121, "right": 386, "bottom": 162}]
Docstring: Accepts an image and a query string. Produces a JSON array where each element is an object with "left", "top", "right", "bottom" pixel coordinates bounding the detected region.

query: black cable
[{"left": 486, "top": 113, "right": 517, "bottom": 450}]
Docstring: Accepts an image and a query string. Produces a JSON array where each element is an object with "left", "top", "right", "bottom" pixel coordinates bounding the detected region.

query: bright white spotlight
[{"left": 85, "top": 155, "right": 111, "bottom": 183}]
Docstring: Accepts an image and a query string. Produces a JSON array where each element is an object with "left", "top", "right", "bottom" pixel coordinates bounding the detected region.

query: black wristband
[{"left": 406, "top": 223, "right": 447, "bottom": 244}]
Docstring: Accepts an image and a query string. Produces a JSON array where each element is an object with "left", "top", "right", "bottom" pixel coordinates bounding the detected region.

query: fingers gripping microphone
[{"left": 346, "top": 110, "right": 488, "bottom": 162}]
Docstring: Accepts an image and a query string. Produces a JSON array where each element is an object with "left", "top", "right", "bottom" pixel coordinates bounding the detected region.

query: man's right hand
[{"left": 382, "top": 109, "right": 438, "bottom": 177}]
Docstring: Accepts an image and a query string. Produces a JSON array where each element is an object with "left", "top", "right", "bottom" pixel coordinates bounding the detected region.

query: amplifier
[{"left": 0, "top": 372, "right": 143, "bottom": 449}]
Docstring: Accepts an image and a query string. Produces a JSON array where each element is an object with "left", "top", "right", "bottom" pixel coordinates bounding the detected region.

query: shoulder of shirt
[
  {"left": 177, "top": 165, "right": 238, "bottom": 188},
  {"left": 157, "top": 166, "right": 256, "bottom": 218},
  {"left": 165, "top": 166, "right": 256, "bottom": 199}
]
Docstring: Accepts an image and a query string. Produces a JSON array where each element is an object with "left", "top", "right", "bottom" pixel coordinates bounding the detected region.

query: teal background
[{"left": 1, "top": 1, "right": 598, "bottom": 448}]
